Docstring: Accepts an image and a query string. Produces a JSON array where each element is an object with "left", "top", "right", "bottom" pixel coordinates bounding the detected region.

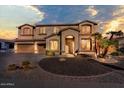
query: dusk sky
[{"left": 0, "top": 5, "right": 124, "bottom": 40}]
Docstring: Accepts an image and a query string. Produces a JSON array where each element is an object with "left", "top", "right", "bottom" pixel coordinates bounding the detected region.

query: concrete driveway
[{"left": 0, "top": 53, "right": 124, "bottom": 88}]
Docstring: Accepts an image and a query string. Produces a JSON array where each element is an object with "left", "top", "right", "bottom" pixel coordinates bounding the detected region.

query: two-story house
[{"left": 14, "top": 20, "right": 98, "bottom": 56}]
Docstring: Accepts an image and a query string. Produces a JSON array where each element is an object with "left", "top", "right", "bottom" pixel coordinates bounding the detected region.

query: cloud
[
  {"left": 85, "top": 6, "right": 99, "bottom": 16},
  {"left": 103, "top": 6, "right": 124, "bottom": 34},
  {"left": 112, "top": 6, "right": 124, "bottom": 17},
  {"left": 0, "top": 29, "right": 17, "bottom": 40},
  {"left": 0, "top": 5, "right": 45, "bottom": 40},
  {"left": 22, "top": 5, "right": 44, "bottom": 20}
]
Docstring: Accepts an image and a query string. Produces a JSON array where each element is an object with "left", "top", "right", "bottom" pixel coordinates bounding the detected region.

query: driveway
[
  {"left": 0, "top": 53, "right": 124, "bottom": 88},
  {"left": 39, "top": 57, "right": 113, "bottom": 76}
]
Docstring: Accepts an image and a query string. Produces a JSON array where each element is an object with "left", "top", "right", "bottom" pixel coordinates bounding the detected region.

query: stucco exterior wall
[{"left": 34, "top": 25, "right": 78, "bottom": 39}]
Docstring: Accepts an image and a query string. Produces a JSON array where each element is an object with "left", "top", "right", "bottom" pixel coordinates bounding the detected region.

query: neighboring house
[
  {"left": 116, "top": 36, "right": 124, "bottom": 49},
  {"left": 108, "top": 34, "right": 124, "bottom": 54},
  {"left": 14, "top": 20, "right": 98, "bottom": 56},
  {"left": 0, "top": 39, "right": 14, "bottom": 52}
]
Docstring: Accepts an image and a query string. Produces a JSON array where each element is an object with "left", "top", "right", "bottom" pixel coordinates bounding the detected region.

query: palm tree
[{"left": 92, "top": 32, "right": 102, "bottom": 56}]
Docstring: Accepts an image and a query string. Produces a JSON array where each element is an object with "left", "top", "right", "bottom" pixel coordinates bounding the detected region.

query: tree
[
  {"left": 102, "top": 30, "right": 123, "bottom": 57},
  {"left": 92, "top": 32, "right": 102, "bottom": 56},
  {"left": 106, "top": 30, "right": 123, "bottom": 40}
]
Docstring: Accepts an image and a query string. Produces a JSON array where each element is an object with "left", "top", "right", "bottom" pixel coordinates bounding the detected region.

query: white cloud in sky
[
  {"left": 85, "top": 6, "right": 99, "bottom": 16},
  {"left": 103, "top": 6, "right": 124, "bottom": 34},
  {"left": 0, "top": 5, "right": 45, "bottom": 39}
]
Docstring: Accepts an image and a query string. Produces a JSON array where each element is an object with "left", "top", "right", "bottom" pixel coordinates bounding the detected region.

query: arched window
[
  {"left": 81, "top": 25, "right": 91, "bottom": 34},
  {"left": 21, "top": 28, "right": 32, "bottom": 35}
]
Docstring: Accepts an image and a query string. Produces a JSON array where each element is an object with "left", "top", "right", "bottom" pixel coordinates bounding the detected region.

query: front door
[{"left": 65, "top": 36, "right": 74, "bottom": 54}]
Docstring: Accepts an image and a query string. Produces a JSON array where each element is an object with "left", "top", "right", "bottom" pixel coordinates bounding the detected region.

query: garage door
[
  {"left": 17, "top": 44, "right": 34, "bottom": 53},
  {"left": 38, "top": 44, "right": 46, "bottom": 54}
]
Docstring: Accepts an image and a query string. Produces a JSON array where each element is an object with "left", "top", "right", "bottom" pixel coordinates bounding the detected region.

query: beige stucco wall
[{"left": 34, "top": 25, "right": 78, "bottom": 38}]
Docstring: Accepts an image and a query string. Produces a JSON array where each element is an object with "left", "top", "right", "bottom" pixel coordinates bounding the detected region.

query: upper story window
[
  {"left": 81, "top": 25, "right": 91, "bottom": 34},
  {"left": 21, "top": 28, "right": 32, "bottom": 35},
  {"left": 39, "top": 27, "right": 46, "bottom": 35},
  {"left": 53, "top": 27, "right": 58, "bottom": 34}
]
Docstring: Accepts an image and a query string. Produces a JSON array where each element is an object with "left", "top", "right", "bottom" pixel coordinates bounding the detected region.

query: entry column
[
  {"left": 34, "top": 42, "right": 38, "bottom": 53},
  {"left": 14, "top": 42, "right": 18, "bottom": 53}
]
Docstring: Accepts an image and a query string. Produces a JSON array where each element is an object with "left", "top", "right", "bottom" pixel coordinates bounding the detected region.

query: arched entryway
[{"left": 65, "top": 35, "right": 75, "bottom": 54}]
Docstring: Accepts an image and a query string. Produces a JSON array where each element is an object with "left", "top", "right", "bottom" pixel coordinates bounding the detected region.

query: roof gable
[
  {"left": 59, "top": 27, "right": 79, "bottom": 34},
  {"left": 18, "top": 24, "right": 35, "bottom": 29},
  {"left": 78, "top": 20, "right": 97, "bottom": 25}
]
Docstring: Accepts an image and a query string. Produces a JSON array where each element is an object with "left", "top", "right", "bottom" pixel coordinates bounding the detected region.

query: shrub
[
  {"left": 22, "top": 60, "right": 30, "bottom": 65},
  {"left": 22, "top": 61, "right": 31, "bottom": 70},
  {"left": 46, "top": 50, "right": 55, "bottom": 56},
  {"left": 8, "top": 64, "right": 17, "bottom": 71}
]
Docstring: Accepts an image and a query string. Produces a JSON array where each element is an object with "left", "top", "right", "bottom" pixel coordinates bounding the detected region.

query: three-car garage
[{"left": 15, "top": 40, "right": 46, "bottom": 54}]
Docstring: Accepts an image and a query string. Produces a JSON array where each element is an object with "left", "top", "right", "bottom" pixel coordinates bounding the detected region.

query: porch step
[{"left": 62, "top": 54, "right": 75, "bottom": 57}]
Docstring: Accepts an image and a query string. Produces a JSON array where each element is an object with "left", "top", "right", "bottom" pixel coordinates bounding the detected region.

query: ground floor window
[
  {"left": 81, "top": 39, "right": 91, "bottom": 51},
  {"left": 50, "top": 40, "right": 58, "bottom": 51}
]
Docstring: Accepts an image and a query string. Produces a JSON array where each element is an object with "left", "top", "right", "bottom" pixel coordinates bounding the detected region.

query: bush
[
  {"left": 46, "top": 50, "right": 55, "bottom": 56},
  {"left": 22, "top": 61, "right": 30, "bottom": 65},
  {"left": 22, "top": 61, "right": 31, "bottom": 70},
  {"left": 8, "top": 64, "right": 17, "bottom": 71}
]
